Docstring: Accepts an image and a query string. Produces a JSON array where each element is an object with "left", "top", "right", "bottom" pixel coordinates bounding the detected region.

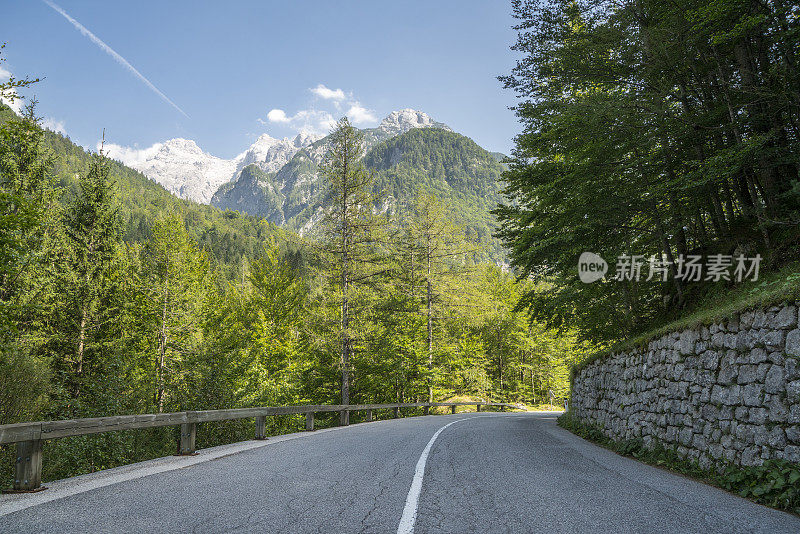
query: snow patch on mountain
[
  {"left": 106, "top": 110, "right": 446, "bottom": 205},
  {"left": 376, "top": 109, "right": 451, "bottom": 137},
  {"left": 105, "top": 138, "right": 236, "bottom": 204},
  {"left": 106, "top": 132, "right": 320, "bottom": 204},
  {"left": 234, "top": 132, "right": 321, "bottom": 175}
]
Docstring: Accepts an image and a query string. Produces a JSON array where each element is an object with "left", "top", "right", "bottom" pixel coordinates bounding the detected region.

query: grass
[
  {"left": 573, "top": 261, "right": 800, "bottom": 378},
  {"left": 515, "top": 403, "right": 564, "bottom": 411},
  {"left": 427, "top": 395, "right": 523, "bottom": 415},
  {"left": 558, "top": 411, "right": 800, "bottom": 515}
]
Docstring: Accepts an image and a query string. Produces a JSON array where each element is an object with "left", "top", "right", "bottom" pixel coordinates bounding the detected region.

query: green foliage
[
  {"left": 366, "top": 128, "right": 506, "bottom": 263},
  {"left": 0, "top": 346, "right": 51, "bottom": 425},
  {"left": 0, "top": 89, "right": 580, "bottom": 488},
  {"left": 497, "top": 0, "right": 800, "bottom": 344},
  {"left": 720, "top": 460, "right": 800, "bottom": 511},
  {"left": 559, "top": 412, "right": 800, "bottom": 514}
]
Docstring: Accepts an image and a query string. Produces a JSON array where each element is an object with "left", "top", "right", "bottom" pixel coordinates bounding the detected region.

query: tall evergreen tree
[
  {"left": 62, "top": 148, "right": 121, "bottom": 391},
  {"left": 400, "top": 192, "right": 474, "bottom": 402},
  {"left": 318, "top": 117, "right": 384, "bottom": 422}
]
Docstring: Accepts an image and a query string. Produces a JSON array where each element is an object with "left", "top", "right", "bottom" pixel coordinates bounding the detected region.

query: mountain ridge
[
  {"left": 213, "top": 122, "right": 508, "bottom": 262},
  {"left": 105, "top": 108, "right": 449, "bottom": 205}
]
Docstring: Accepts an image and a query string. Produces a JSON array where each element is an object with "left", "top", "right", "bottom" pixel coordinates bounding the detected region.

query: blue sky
[{"left": 1, "top": 1, "right": 521, "bottom": 158}]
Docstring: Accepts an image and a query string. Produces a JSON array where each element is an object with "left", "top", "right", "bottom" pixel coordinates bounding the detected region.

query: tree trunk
[
  {"left": 426, "top": 241, "right": 433, "bottom": 404},
  {"left": 156, "top": 278, "right": 169, "bottom": 413}
]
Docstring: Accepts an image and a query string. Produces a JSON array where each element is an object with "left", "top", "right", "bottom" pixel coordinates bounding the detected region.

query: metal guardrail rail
[{"left": 1, "top": 401, "right": 520, "bottom": 493}]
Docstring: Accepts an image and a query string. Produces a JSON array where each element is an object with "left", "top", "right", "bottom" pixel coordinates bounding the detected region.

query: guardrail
[{"left": 1, "top": 401, "right": 520, "bottom": 493}]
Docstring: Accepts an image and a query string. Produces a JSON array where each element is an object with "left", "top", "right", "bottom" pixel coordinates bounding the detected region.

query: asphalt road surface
[{"left": 2, "top": 411, "right": 799, "bottom": 533}]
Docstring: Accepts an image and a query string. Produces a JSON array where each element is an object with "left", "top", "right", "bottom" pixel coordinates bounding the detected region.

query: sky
[{"left": 0, "top": 1, "right": 522, "bottom": 159}]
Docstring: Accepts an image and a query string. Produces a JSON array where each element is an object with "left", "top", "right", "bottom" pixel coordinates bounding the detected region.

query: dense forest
[
  {"left": 497, "top": 0, "right": 800, "bottom": 343},
  {"left": 0, "top": 58, "right": 583, "bottom": 484}
]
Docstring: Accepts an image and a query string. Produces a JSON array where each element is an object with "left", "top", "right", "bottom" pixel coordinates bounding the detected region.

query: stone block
[
  {"left": 737, "top": 365, "right": 759, "bottom": 384},
  {"left": 767, "top": 397, "right": 788, "bottom": 423},
  {"left": 741, "top": 383, "right": 763, "bottom": 406},
  {"left": 762, "top": 330, "right": 784, "bottom": 351},
  {"left": 772, "top": 305, "right": 797, "bottom": 329},
  {"left": 767, "top": 427, "right": 787, "bottom": 449},
  {"left": 764, "top": 365, "right": 785, "bottom": 394},
  {"left": 786, "top": 329, "right": 800, "bottom": 358}
]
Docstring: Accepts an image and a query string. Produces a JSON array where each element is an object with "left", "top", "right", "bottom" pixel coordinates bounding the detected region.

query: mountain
[
  {"left": 106, "top": 132, "right": 320, "bottom": 204},
  {"left": 212, "top": 164, "right": 286, "bottom": 225},
  {"left": 362, "top": 109, "right": 451, "bottom": 146},
  {"left": 0, "top": 103, "right": 292, "bottom": 270},
  {"left": 212, "top": 110, "right": 507, "bottom": 261},
  {"left": 212, "top": 109, "right": 453, "bottom": 224},
  {"left": 110, "top": 138, "right": 237, "bottom": 204},
  {"left": 233, "top": 131, "right": 321, "bottom": 176}
]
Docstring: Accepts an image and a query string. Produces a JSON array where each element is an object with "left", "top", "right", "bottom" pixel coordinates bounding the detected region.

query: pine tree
[
  {"left": 402, "top": 192, "right": 474, "bottom": 402},
  {"left": 62, "top": 147, "right": 121, "bottom": 391},
  {"left": 318, "top": 117, "right": 385, "bottom": 422}
]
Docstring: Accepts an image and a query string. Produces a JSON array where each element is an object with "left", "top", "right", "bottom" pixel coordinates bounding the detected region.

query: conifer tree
[
  {"left": 318, "top": 117, "right": 384, "bottom": 422},
  {"left": 62, "top": 147, "right": 121, "bottom": 390},
  {"left": 402, "top": 192, "right": 474, "bottom": 402}
]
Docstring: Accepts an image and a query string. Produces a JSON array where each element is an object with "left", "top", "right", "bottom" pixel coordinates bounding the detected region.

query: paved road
[{"left": 1, "top": 412, "right": 799, "bottom": 533}]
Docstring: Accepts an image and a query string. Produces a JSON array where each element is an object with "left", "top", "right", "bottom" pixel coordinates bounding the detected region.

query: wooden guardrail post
[
  {"left": 12, "top": 440, "right": 43, "bottom": 492},
  {"left": 254, "top": 416, "right": 267, "bottom": 440},
  {"left": 476, "top": 404, "right": 481, "bottom": 412},
  {"left": 305, "top": 412, "right": 314, "bottom": 431},
  {"left": 4, "top": 401, "right": 521, "bottom": 491},
  {"left": 178, "top": 422, "right": 196, "bottom": 455}
]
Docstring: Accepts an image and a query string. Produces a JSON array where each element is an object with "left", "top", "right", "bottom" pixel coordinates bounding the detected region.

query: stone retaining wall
[{"left": 570, "top": 303, "right": 800, "bottom": 467}]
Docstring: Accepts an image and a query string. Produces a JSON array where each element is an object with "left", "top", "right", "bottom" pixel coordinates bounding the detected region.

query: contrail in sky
[{"left": 43, "top": 0, "right": 190, "bottom": 118}]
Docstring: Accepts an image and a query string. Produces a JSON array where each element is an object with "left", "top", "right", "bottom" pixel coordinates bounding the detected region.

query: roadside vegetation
[
  {"left": 559, "top": 412, "right": 800, "bottom": 515},
  {"left": 497, "top": 0, "right": 800, "bottom": 345},
  {"left": 0, "top": 49, "right": 581, "bottom": 486}
]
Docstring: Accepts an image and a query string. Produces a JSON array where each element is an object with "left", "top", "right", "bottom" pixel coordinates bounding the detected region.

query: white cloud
[
  {"left": 0, "top": 89, "right": 23, "bottom": 115},
  {"left": 310, "top": 84, "right": 345, "bottom": 101},
  {"left": 0, "top": 66, "right": 23, "bottom": 115},
  {"left": 42, "top": 117, "right": 66, "bottom": 135},
  {"left": 264, "top": 107, "right": 336, "bottom": 135},
  {"left": 267, "top": 109, "right": 290, "bottom": 123},
  {"left": 102, "top": 141, "right": 163, "bottom": 165},
  {"left": 347, "top": 103, "right": 377, "bottom": 125},
  {"left": 260, "top": 83, "right": 377, "bottom": 136}
]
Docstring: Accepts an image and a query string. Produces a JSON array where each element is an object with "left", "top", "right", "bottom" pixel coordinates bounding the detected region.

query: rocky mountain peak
[
  {"left": 378, "top": 109, "right": 450, "bottom": 136},
  {"left": 159, "top": 138, "right": 203, "bottom": 154},
  {"left": 293, "top": 131, "right": 321, "bottom": 148},
  {"left": 234, "top": 131, "right": 321, "bottom": 176}
]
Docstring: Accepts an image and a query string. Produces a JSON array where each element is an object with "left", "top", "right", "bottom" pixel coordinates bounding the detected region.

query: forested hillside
[
  {"left": 0, "top": 90, "right": 581, "bottom": 486},
  {"left": 497, "top": 0, "right": 800, "bottom": 343},
  {"left": 214, "top": 126, "right": 507, "bottom": 262},
  {"left": 366, "top": 128, "right": 505, "bottom": 259},
  {"left": 0, "top": 105, "right": 292, "bottom": 277}
]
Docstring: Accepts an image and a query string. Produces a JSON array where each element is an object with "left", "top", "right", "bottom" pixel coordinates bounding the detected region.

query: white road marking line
[{"left": 397, "top": 414, "right": 514, "bottom": 534}]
